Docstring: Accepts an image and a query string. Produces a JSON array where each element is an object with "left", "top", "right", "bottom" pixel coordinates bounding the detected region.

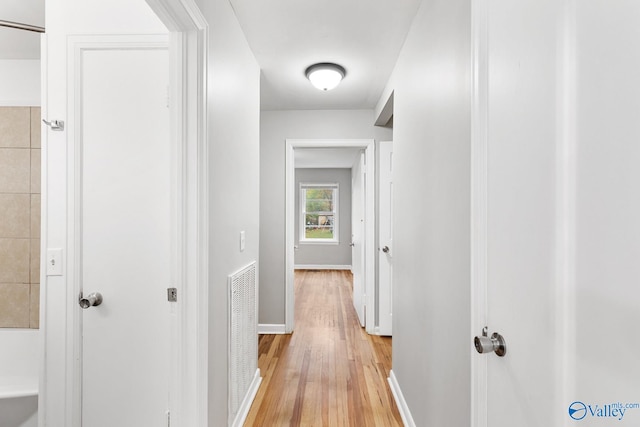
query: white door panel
[
  {"left": 352, "top": 152, "right": 365, "bottom": 327},
  {"left": 475, "top": 1, "right": 640, "bottom": 426},
  {"left": 474, "top": 0, "right": 559, "bottom": 425},
  {"left": 80, "top": 46, "right": 171, "bottom": 426},
  {"left": 377, "top": 141, "right": 393, "bottom": 336},
  {"left": 572, "top": 1, "right": 640, "bottom": 422},
  {"left": 485, "top": 0, "right": 557, "bottom": 423}
]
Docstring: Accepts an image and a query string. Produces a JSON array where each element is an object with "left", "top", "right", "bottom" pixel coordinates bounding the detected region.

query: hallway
[{"left": 245, "top": 270, "right": 402, "bottom": 426}]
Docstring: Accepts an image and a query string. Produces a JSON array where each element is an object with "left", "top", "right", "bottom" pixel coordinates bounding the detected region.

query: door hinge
[
  {"left": 167, "top": 410, "right": 171, "bottom": 427},
  {"left": 167, "top": 287, "right": 177, "bottom": 302}
]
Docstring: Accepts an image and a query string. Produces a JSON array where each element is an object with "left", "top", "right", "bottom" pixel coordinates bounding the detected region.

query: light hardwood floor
[{"left": 244, "top": 270, "right": 402, "bottom": 427}]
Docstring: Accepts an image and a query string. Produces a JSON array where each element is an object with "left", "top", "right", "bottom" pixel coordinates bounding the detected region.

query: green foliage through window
[{"left": 301, "top": 185, "right": 338, "bottom": 241}]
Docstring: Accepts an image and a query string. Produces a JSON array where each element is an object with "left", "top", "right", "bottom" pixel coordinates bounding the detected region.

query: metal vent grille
[{"left": 228, "top": 261, "right": 257, "bottom": 422}]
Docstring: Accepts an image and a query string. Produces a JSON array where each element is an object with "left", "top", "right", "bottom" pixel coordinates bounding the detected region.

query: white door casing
[
  {"left": 377, "top": 141, "right": 393, "bottom": 336},
  {"left": 144, "top": 1, "right": 210, "bottom": 425},
  {"left": 285, "top": 139, "right": 375, "bottom": 333},
  {"left": 351, "top": 151, "right": 366, "bottom": 327}
]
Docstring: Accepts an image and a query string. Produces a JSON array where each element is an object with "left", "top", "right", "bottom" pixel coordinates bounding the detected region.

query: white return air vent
[{"left": 228, "top": 261, "right": 261, "bottom": 426}]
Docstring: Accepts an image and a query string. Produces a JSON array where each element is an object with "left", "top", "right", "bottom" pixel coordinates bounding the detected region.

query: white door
[
  {"left": 351, "top": 151, "right": 366, "bottom": 326},
  {"left": 377, "top": 141, "right": 393, "bottom": 336},
  {"left": 570, "top": 1, "right": 640, "bottom": 424},
  {"left": 474, "top": 1, "right": 640, "bottom": 425},
  {"left": 472, "top": 0, "right": 560, "bottom": 425},
  {"left": 79, "top": 45, "right": 172, "bottom": 426}
]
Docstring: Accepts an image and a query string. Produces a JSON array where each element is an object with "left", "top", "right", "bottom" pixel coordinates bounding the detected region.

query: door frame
[
  {"left": 40, "top": 1, "right": 208, "bottom": 425},
  {"left": 285, "top": 139, "right": 375, "bottom": 333},
  {"left": 145, "top": 1, "right": 209, "bottom": 425},
  {"left": 63, "top": 34, "right": 174, "bottom": 427}
]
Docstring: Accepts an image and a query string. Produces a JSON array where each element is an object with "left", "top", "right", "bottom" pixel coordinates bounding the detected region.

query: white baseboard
[
  {"left": 230, "top": 368, "right": 262, "bottom": 427},
  {"left": 258, "top": 324, "right": 287, "bottom": 334},
  {"left": 388, "top": 370, "right": 416, "bottom": 427},
  {"left": 294, "top": 264, "right": 352, "bottom": 270}
]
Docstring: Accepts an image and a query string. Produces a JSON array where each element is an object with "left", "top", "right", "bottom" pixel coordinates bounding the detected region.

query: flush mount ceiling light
[{"left": 305, "top": 63, "right": 346, "bottom": 91}]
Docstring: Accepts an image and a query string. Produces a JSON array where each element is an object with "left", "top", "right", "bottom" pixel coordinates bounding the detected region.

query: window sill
[{"left": 299, "top": 240, "right": 340, "bottom": 245}]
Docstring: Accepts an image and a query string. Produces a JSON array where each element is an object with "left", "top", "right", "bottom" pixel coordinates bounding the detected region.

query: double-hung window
[{"left": 300, "top": 183, "right": 339, "bottom": 243}]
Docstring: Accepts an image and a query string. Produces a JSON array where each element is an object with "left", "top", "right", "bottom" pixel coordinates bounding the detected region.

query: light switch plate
[
  {"left": 240, "top": 231, "right": 246, "bottom": 252},
  {"left": 46, "top": 248, "right": 63, "bottom": 276}
]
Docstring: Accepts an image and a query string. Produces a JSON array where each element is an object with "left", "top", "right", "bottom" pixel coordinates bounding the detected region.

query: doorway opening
[{"left": 285, "top": 139, "right": 375, "bottom": 334}]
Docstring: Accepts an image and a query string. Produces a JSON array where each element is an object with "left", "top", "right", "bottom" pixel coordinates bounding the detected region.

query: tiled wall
[{"left": 0, "top": 107, "right": 40, "bottom": 328}]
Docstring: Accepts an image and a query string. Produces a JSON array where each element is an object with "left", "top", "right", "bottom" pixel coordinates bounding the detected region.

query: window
[{"left": 300, "top": 183, "right": 339, "bottom": 243}]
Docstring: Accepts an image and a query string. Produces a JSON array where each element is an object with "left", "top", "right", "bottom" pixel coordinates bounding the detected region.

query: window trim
[{"left": 299, "top": 182, "right": 339, "bottom": 244}]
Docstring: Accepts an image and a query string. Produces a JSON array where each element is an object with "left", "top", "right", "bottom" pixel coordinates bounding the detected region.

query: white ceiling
[
  {"left": 0, "top": 0, "right": 44, "bottom": 59},
  {"left": 229, "top": 0, "right": 421, "bottom": 111},
  {"left": 1, "top": 0, "right": 419, "bottom": 110}
]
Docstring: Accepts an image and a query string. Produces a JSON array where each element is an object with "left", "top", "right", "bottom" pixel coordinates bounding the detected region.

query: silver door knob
[
  {"left": 474, "top": 327, "right": 506, "bottom": 357},
  {"left": 79, "top": 292, "right": 103, "bottom": 309},
  {"left": 382, "top": 246, "right": 390, "bottom": 253}
]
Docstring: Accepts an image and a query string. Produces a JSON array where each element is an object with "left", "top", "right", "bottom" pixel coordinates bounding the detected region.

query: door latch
[
  {"left": 167, "top": 287, "right": 177, "bottom": 302},
  {"left": 474, "top": 326, "right": 506, "bottom": 357}
]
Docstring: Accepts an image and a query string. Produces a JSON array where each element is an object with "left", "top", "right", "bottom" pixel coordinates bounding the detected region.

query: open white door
[
  {"left": 351, "top": 151, "right": 366, "bottom": 327},
  {"left": 568, "top": 2, "right": 640, "bottom": 423},
  {"left": 75, "top": 40, "right": 173, "bottom": 426},
  {"left": 473, "top": 1, "right": 640, "bottom": 426},
  {"left": 377, "top": 141, "right": 393, "bottom": 336},
  {"left": 471, "top": 1, "right": 560, "bottom": 424}
]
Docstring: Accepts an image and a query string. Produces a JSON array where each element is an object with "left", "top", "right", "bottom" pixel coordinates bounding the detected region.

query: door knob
[
  {"left": 382, "top": 246, "right": 390, "bottom": 253},
  {"left": 79, "top": 292, "right": 103, "bottom": 309},
  {"left": 474, "top": 327, "right": 506, "bottom": 357}
]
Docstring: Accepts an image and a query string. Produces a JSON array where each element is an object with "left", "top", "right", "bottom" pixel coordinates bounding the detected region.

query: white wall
[
  {"left": 385, "top": 0, "right": 472, "bottom": 425},
  {"left": 294, "top": 168, "right": 352, "bottom": 267},
  {"left": 259, "top": 109, "right": 391, "bottom": 325},
  {"left": 194, "top": 0, "right": 261, "bottom": 425},
  {"left": 0, "top": 60, "right": 40, "bottom": 106}
]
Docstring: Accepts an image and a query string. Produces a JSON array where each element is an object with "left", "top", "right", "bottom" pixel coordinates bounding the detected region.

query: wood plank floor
[{"left": 244, "top": 270, "right": 402, "bottom": 427}]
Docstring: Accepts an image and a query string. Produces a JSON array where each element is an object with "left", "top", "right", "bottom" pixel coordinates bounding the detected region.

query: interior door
[
  {"left": 474, "top": 0, "right": 640, "bottom": 425},
  {"left": 377, "top": 141, "right": 393, "bottom": 336},
  {"left": 79, "top": 45, "right": 172, "bottom": 426},
  {"left": 571, "top": 2, "right": 640, "bottom": 423},
  {"left": 351, "top": 151, "right": 365, "bottom": 326},
  {"left": 473, "top": 0, "right": 559, "bottom": 425}
]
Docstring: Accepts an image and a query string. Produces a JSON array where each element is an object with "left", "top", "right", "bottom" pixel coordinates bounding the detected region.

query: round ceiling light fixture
[{"left": 305, "top": 62, "right": 346, "bottom": 91}]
